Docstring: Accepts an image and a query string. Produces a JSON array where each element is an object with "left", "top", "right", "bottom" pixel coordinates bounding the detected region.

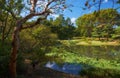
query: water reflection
[
  {"left": 45, "top": 61, "right": 82, "bottom": 75},
  {"left": 45, "top": 45, "right": 120, "bottom": 75},
  {"left": 66, "top": 45, "right": 120, "bottom": 60}
]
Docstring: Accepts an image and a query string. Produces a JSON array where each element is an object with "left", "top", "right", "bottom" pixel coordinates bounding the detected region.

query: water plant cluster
[{"left": 46, "top": 44, "right": 120, "bottom": 77}]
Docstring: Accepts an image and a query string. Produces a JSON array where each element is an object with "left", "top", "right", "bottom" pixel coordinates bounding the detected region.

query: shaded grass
[{"left": 80, "top": 66, "right": 120, "bottom": 78}]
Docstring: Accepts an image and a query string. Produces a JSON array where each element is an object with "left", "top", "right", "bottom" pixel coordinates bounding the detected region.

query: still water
[
  {"left": 65, "top": 45, "right": 120, "bottom": 60},
  {"left": 45, "top": 61, "right": 82, "bottom": 75},
  {"left": 45, "top": 45, "right": 120, "bottom": 75}
]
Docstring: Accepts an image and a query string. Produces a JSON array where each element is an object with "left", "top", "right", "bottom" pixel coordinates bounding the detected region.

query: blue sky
[
  {"left": 23, "top": 0, "right": 120, "bottom": 23},
  {"left": 50, "top": 0, "right": 120, "bottom": 24}
]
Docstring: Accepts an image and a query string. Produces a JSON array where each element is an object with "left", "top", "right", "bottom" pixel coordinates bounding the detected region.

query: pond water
[
  {"left": 65, "top": 45, "right": 120, "bottom": 60},
  {"left": 45, "top": 61, "right": 82, "bottom": 75},
  {"left": 45, "top": 45, "right": 120, "bottom": 75}
]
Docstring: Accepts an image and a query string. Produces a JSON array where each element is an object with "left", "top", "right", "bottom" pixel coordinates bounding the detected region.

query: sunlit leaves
[
  {"left": 76, "top": 13, "right": 95, "bottom": 37},
  {"left": 76, "top": 8, "right": 119, "bottom": 38}
]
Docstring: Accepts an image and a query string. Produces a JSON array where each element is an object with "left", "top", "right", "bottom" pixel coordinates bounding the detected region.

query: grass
[{"left": 60, "top": 38, "right": 120, "bottom": 46}]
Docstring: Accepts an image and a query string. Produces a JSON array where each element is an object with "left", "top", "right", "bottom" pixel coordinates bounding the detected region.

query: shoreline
[{"left": 61, "top": 39, "right": 120, "bottom": 46}]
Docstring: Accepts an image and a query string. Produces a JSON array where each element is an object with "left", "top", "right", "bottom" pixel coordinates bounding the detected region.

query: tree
[
  {"left": 1, "top": 0, "right": 67, "bottom": 78},
  {"left": 51, "top": 15, "right": 76, "bottom": 39},
  {"left": 31, "top": 25, "right": 58, "bottom": 50},
  {"left": 76, "top": 13, "right": 95, "bottom": 37},
  {"left": 93, "top": 9, "right": 119, "bottom": 40},
  {"left": 83, "top": 0, "right": 120, "bottom": 40},
  {"left": 112, "top": 26, "right": 120, "bottom": 39},
  {"left": 0, "top": 1, "right": 18, "bottom": 45},
  {"left": 31, "top": 25, "right": 58, "bottom": 61},
  {"left": 76, "top": 8, "right": 120, "bottom": 39},
  {"left": 19, "top": 25, "right": 58, "bottom": 63}
]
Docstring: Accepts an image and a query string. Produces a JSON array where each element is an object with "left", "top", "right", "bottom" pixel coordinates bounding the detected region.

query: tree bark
[
  {"left": 9, "top": 26, "right": 20, "bottom": 78},
  {"left": 9, "top": 10, "right": 48, "bottom": 78},
  {"left": 8, "top": 17, "right": 42, "bottom": 78}
]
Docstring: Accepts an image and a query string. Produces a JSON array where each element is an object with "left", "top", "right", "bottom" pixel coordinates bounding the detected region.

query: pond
[
  {"left": 45, "top": 61, "right": 82, "bottom": 75},
  {"left": 45, "top": 45, "right": 120, "bottom": 76},
  {"left": 65, "top": 45, "right": 120, "bottom": 60}
]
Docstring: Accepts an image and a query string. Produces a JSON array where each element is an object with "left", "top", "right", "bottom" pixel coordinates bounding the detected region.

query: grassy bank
[{"left": 60, "top": 38, "right": 120, "bottom": 46}]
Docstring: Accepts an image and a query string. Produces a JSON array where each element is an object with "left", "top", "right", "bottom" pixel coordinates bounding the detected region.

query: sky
[
  {"left": 50, "top": 0, "right": 120, "bottom": 24},
  {"left": 22, "top": 0, "right": 120, "bottom": 24}
]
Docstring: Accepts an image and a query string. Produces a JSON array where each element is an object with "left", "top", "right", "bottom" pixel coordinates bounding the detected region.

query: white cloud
[
  {"left": 37, "top": 1, "right": 48, "bottom": 10},
  {"left": 37, "top": 1, "right": 48, "bottom": 5},
  {"left": 105, "top": 0, "right": 108, "bottom": 2},
  {"left": 71, "top": 17, "right": 76, "bottom": 24},
  {"left": 50, "top": 14, "right": 59, "bottom": 19},
  {"left": 103, "top": 0, "right": 108, "bottom": 3}
]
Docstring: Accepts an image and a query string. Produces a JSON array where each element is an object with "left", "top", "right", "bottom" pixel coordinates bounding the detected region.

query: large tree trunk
[
  {"left": 8, "top": 10, "right": 47, "bottom": 78},
  {"left": 9, "top": 26, "right": 20, "bottom": 78}
]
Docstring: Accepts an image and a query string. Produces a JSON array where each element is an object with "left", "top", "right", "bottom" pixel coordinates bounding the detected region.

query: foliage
[
  {"left": 80, "top": 67, "right": 120, "bottom": 78},
  {"left": 20, "top": 25, "right": 59, "bottom": 62},
  {"left": 93, "top": 9, "right": 119, "bottom": 40},
  {"left": 0, "top": 41, "right": 26, "bottom": 77},
  {"left": 0, "top": 6, "right": 16, "bottom": 44},
  {"left": 0, "top": 41, "right": 11, "bottom": 77},
  {"left": 0, "top": 1, "right": 24, "bottom": 77},
  {"left": 112, "top": 26, "right": 120, "bottom": 39},
  {"left": 76, "top": 8, "right": 120, "bottom": 40},
  {"left": 16, "top": 52, "right": 27, "bottom": 75},
  {"left": 40, "top": 15, "right": 76, "bottom": 40},
  {"left": 76, "top": 13, "right": 95, "bottom": 37},
  {"left": 0, "top": 0, "right": 24, "bottom": 15},
  {"left": 51, "top": 15, "right": 76, "bottom": 39}
]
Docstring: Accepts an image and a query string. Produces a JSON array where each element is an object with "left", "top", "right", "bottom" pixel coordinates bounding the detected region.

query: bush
[
  {"left": 0, "top": 42, "right": 11, "bottom": 77},
  {"left": 0, "top": 41, "right": 26, "bottom": 77},
  {"left": 17, "top": 52, "right": 27, "bottom": 75},
  {"left": 19, "top": 25, "right": 59, "bottom": 66},
  {"left": 20, "top": 25, "right": 58, "bottom": 53},
  {"left": 80, "top": 67, "right": 120, "bottom": 78},
  {"left": 112, "top": 35, "right": 120, "bottom": 39}
]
